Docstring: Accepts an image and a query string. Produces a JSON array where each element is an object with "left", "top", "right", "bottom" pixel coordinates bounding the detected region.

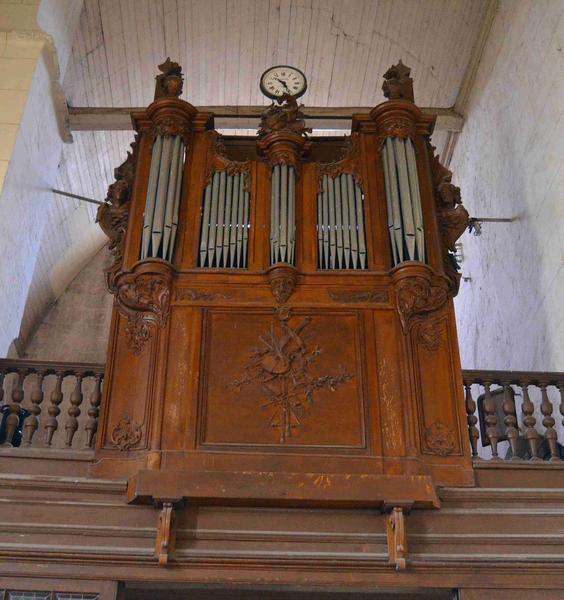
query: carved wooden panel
[
  {"left": 199, "top": 309, "right": 367, "bottom": 449},
  {"left": 411, "top": 312, "right": 463, "bottom": 457}
]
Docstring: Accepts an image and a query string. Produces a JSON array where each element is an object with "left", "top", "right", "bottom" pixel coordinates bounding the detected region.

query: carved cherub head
[{"left": 382, "top": 60, "right": 414, "bottom": 102}]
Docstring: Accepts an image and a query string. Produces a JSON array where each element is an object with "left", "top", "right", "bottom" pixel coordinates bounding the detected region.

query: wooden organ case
[{"left": 96, "top": 60, "right": 473, "bottom": 568}]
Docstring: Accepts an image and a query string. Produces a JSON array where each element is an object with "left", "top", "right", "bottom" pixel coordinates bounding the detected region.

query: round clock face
[{"left": 260, "top": 66, "right": 307, "bottom": 100}]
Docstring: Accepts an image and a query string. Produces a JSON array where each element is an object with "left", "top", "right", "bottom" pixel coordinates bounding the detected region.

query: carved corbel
[
  {"left": 392, "top": 264, "right": 449, "bottom": 334},
  {"left": 427, "top": 141, "right": 470, "bottom": 295},
  {"left": 97, "top": 135, "right": 140, "bottom": 293},
  {"left": 385, "top": 505, "right": 409, "bottom": 570},
  {"left": 317, "top": 133, "right": 364, "bottom": 192},
  {"left": 154, "top": 499, "right": 182, "bottom": 566},
  {"left": 114, "top": 260, "right": 174, "bottom": 354},
  {"left": 204, "top": 130, "right": 251, "bottom": 189},
  {"left": 267, "top": 264, "right": 298, "bottom": 304}
]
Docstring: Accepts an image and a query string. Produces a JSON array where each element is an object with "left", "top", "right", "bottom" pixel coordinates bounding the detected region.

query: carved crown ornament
[
  {"left": 391, "top": 264, "right": 450, "bottom": 334},
  {"left": 114, "top": 261, "right": 174, "bottom": 355},
  {"left": 317, "top": 133, "right": 364, "bottom": 193},
  {"left": 427, "top": 141, "right": 470, "bottom": 296},
  {"left": 204, "top": 130, "right": 251, "bottom": 190},
  {"left": 97, "top": 135, "right": 140, "bottom": 293}
]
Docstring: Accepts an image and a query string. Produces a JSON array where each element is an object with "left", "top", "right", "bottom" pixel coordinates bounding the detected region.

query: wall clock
[{"left": 260, "top": 65, "right": 307, "bottom": 100}]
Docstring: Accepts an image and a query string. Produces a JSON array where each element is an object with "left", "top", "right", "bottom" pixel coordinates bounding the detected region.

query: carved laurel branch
[
  {"left": 111, "top": 416, "right": 143, "bottom": 451},
  {"left": 424, "top": 421, "right": 456, "bottom": 456},
  {"left": 114, "top": 262, "right": 174, "bottom": 355},
  {"left": 204, "top": 131, "right": 251, "bottom": 190},
  {"left": 97, "top": 135, "right": 140, "bottom": 292},
  {"left": 393, "top": 269, "right": 449, "bottom": 334},
  {"left": 317, "top": 133, "right": 364, "bottom": 193}
]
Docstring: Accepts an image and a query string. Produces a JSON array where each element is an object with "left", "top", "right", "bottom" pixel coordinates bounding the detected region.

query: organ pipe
[
  {"left": 317, "top": 173, "right": 367, "bottom": 270},
  {"left": 382, "top": 137, "right": 425, "bottom": 265},
  {"left": 199, "top": 171, "right": 250, "bottom": 268},
  {"left": 141, "top": 134, "right": 185, "bottom": 262},
  {"left": 270, "top": 164, "right": 296, "bottom": 265}
]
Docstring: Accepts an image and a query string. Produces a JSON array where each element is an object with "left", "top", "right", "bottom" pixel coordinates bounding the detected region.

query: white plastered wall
[
  {"left": 453, "top": 0, "right": 564, "bottom": 372},
  {"left": 0, "top": 0, "right": 83, "bottom": 356}
]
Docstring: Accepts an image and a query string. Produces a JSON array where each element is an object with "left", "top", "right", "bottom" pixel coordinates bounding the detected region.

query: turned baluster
[
  {"left": 540, "top": 383, "right": 560, "bottom": 461},
  {"left": 559, "top": 381, "right": 564, "bottom": 434},
  {"left": 502, "top": 382, "right": 519, "bottom": 460},
  {"left": 483, "top": 381, "right": 500, "bottom": 459},
  {"left": 65, "top": 373, "right": 83, "bottom": 447},
  {"left": 3, "top": 369, "right": 25, "bottom": 446},
  {"left": 45, "top": 371, "right": 64, "bottom": 446},
  {"left": 85, "top": 374, "right": 102, "bottom": 448},
  {"left": 521, "top": 383, "right": 540, "bottom": 460},
  {"left": 464, "top": 383, "right": 479, "bottom": 457},
  {"left": 0, "top": 370, "right": 4, "bottom": 406},
  {"left": 22, "top": 372, "right": 45, "bottom": 447}
]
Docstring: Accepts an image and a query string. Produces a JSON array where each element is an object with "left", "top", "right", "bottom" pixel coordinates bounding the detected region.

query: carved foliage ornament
[
  {"left": 424, "top": 421, "right": 456, "bottom": 456},
  {"left": 151, "top": 115, "right": 192, "bottom": 145},
  {"left": 328, "top": 289, "right": 389, "bottom": 304},
  {"left": 114, "top": 262, "right": 173, "bottom": 354},
  {"left": 417, "top": 318, "right": 444, "bottom": 352},
  {"left": 395, "top": 272, "right": 449, "bottom": 333},
  {"left": 204, "top": 131, "right": 251, "bottom": 190},
  {"left": 231, "top": 312, "right": 352, "bottom": 443},
  {"left": 111, "top": 416, "right": 143, "bottom": 451},
  {"left": 96, "top": 135, "right": 140, "bottom": 292}
]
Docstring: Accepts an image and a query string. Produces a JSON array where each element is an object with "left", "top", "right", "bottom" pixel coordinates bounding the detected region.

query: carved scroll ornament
[
  {"left": 204, "top": 131, "right": 251, "bottom": 189},
  {"left": 111, "top": 416, "right": 143, "bottom": 451},
  {"left": 393, "top": 267, "right": 449, "bottom": 334},
  {"left": 424, "top": 421, "right": 456, "bottom": 456},
  {"left": 317, "top": 133, "right": 364, "bottom": 192},
  {"left": 114, "top": 261, "right": 173, "bottom": 354},
  {"left": 96, "top": 136, "right": 140, "bottom": 292}
]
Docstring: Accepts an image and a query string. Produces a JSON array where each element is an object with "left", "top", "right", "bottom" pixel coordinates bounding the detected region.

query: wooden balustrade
[
  {"left": 462, "top": 370, "right": 564, "bottom": 461},
  {"left": 0, "top": 359, "right": 104, "bottom": 450}
]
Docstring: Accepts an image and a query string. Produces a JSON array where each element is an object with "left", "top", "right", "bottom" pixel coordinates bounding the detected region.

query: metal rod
[{"left": 51, "top": 189, "right": 104, "bottom": 206}]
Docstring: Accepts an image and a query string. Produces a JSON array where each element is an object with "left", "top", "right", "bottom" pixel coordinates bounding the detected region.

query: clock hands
[{"left": 274, "top": 77, "right": 291, "bottom": 93}]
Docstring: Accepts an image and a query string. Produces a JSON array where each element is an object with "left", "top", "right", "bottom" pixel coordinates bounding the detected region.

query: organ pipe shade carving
[
  {"left": 270, "top": 164, "right": 296, "bottom": 265},
  {"left": 141, "top": 135, "right": 185, "bottom": 262},
  {"left": 382, "top": 137, "right": 426, "bottom": 265},
  {"left": 317, "top": 174, "right": 367, "bottom": 270},
  {"left": 199, "top": 171, "right": 250, "bottom": 268}
]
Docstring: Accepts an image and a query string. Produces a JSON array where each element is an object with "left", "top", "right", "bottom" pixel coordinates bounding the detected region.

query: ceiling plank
[{"left": 67, "top": 105, "right": 464, "bottom": 132}]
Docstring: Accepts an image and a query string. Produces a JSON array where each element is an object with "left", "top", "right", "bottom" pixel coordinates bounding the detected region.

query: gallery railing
[
  {"left": 463, "top": 370, "right": 564, "bottom": 461},
  {"left": 1, "top": 360, "right": 563, "bottom": 462},
  {"left": 0, "top": 359, "right": 104, "bottom": 450}
]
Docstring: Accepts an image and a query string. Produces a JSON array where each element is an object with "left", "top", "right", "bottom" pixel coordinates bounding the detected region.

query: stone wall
[
  {"left": 452, "top": 0, "right": 564, "bottom": 371},
  {"left": 22, "top": 246, "right": 113, "bottom": 364}
]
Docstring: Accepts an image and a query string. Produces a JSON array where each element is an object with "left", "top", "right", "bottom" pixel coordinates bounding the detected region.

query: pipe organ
[{"left": 96, "top": 59, "right": 472, "bottom": 568}]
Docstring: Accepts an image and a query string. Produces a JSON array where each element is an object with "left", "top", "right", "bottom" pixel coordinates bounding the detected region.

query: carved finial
[
  {"left": 382, "top": 60, "right": 414, "bottom": 102},
  {"left": 154, "top": 58, "right": 184, "bottom": 99}
]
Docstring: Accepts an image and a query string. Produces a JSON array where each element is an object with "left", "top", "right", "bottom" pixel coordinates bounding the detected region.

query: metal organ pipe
[
  {"left": 198, "top": 171, "right": 250, "bottom": 268},
  {"left": 317, "top": 174, "right": 367, "bottom": 270},
  {"left": 141, "top": 134, "right": 185, "bottom": 262},
  {"left": 382, "top": 137, "right": 425, "bottom": 265},
  {"left": 270, "top": 164, "right": 296, "bottom": 265}
]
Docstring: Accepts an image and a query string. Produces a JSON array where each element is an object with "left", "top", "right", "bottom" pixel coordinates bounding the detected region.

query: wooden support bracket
[
  {"left": 154, "top": 499, "right": 181, "bottom": 566},
  {"left": 385, "top": 505, "right": 409, "bottom": 570}
]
